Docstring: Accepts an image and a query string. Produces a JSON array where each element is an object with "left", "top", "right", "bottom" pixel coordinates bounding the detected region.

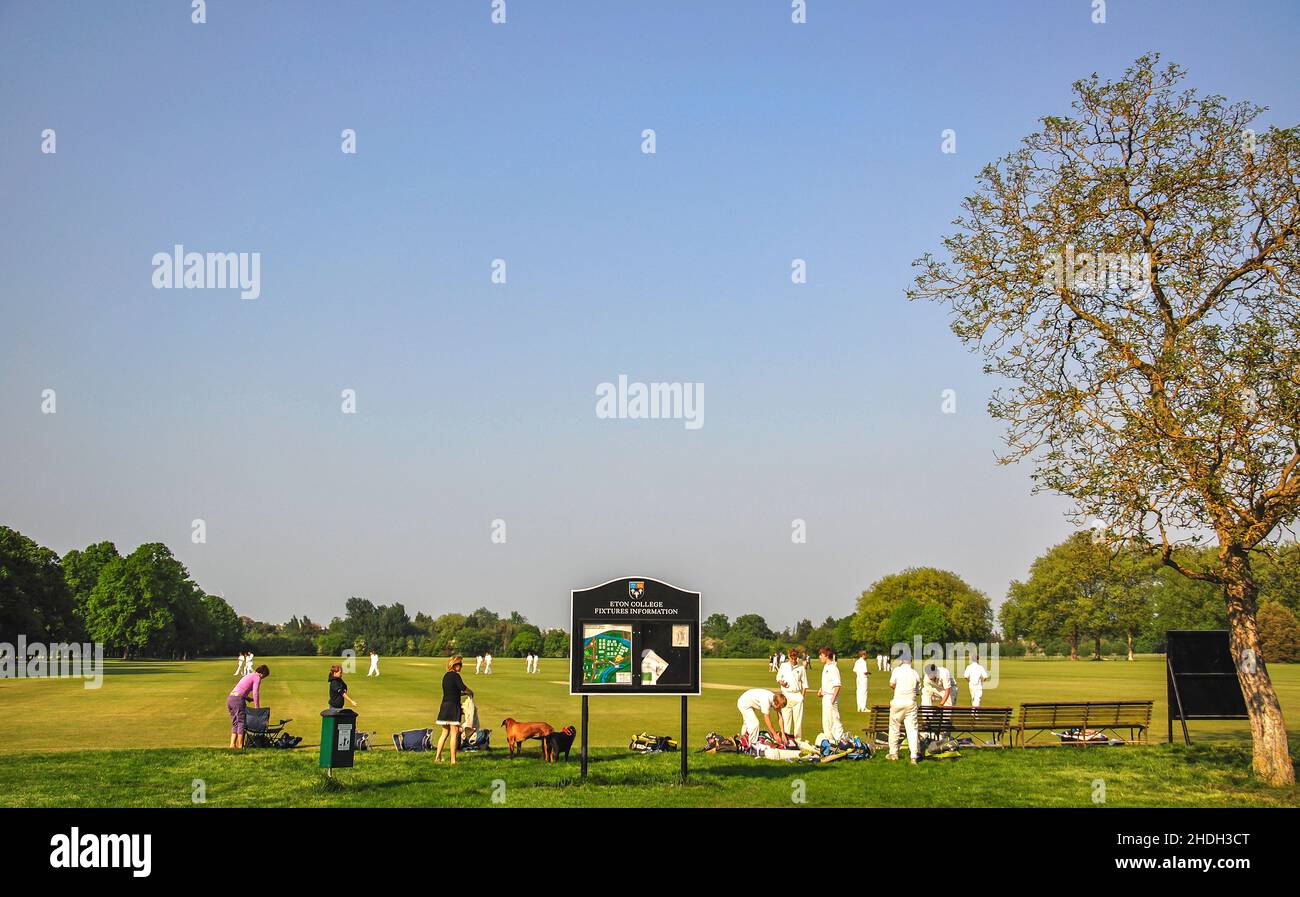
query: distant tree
[
  {"left": 509, "top": 628, "right": 543, "bottom": 657},
  {"left": 1147, "top": 549, "right": 1227, "bottom": 643},
  {"left": 1106, "top": 549, "right": 1160, "bottom": 660},
  {"left": 1003, "top": 534, "right": 1115, "bottom": 660},
  {"left": 1255, "top": 545, "right": 1300, "bottom": 617},
  {"left": 61, "top": 541, "right": 119, "bottom": 636},
  {"left": 879, "top": 600, "right": 953, "bottom": 650},
  {"left": 283, "top": 615, "right": 323, "bottom": 636},
  {"left": 802, "top": 616, "right": 837, "bottom": 653},
  {"left": 200, "top": 594, "right": 243, "bottom": 655},
  {"left": 455, "top": 628, "right": 494, "bottom": 658},
  {"left": 542, "top": 629, "right": 570, "bottom": 658},
  {"left": 1258, "top": 603, "right": 1300, "bottom": 663},
  {"left": 701, "top": 613, "right": 731, "bottom": 638},
  {"left": 831, "top": 616, "right": 858, "bottom": 658},
  {"left": 315, "top": 630, "right": 351, "bottom": 657},
  {"left": 0, "top": 526, "right": 77, "bottom": 641},
  {"left": 853, "top": 567, "right": 992, "bottom": 647},
  {"left": 465, "top": 607, "right": 499, "bottom": 631},
  {"left": 84, "top": 545, "right": 185, "bottom": 659},
  {"left": 730, "top": 613, "right": 775, "bottom": 641}
]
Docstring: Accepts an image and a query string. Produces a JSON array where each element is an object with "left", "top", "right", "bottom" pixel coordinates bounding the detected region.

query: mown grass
[
  {"left": 0, "top": 656, "right": 1296, "bottom": 806},
  {"left": 1, "top": 742, "right": 1295, "bottom": 808}
]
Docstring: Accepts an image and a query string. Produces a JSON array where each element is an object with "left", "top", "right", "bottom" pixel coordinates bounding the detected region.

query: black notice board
[
  {"left": 569, "top": 577, "right": 701, "bottom": 696},
  {"left": 1167, "top": 629, "right": 1248, "bottom": 720}
]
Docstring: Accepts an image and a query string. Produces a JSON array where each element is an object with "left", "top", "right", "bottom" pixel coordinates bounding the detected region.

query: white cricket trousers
[
  {"left": 780, "top": 693, "right": 804, "bottom": 738},
  {"left": 856, "top": 677, "right": 868, "bottom": 712},
  {"left": 821, "top": 695, "right": 845, "bottom": 741},
  {"left": 739, "top": 706, "right": 762, "bottom": 739},
  {"left": 969, "top": 687, "right": 983, "bottom": 707},
  {"left": 889, "top": 699, "right": 919, "bottom": 758}
]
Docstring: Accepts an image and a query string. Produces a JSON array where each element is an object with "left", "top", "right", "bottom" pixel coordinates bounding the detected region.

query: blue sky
[{"left": 2, "top": 0, "right": 1298, "bottom": 629}]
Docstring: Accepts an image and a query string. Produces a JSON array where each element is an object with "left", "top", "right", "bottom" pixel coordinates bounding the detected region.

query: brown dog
[
  {"left": 502, "top": 717, "right": 553, "bottom": 758},
  {"left": 542, "top": 725, "right": 577, "bottom": 763}
]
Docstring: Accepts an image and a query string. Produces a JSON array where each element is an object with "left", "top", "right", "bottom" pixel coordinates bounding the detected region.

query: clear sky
[{"left": 2, "top": 1, "right": 1297, "bottom": 630}]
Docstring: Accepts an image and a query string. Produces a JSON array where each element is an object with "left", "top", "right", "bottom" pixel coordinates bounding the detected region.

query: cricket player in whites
[
  {"left": 963, "top": 655, "right": 989, "bottom": 706},
  {"left": 852, "top": 650, "right": 871, "bottom": 713},
  {"left": 816, "top": 647, "right": 845, "bottom": 741},
  {"left": 776, "top": 649, "right": 807, "bottom": 739},
  {"left": 736, "top": 688, "right": 787, "bottom": 742},
  {"left": 887, "top": 656, "right": 921, "bottom": 764}
]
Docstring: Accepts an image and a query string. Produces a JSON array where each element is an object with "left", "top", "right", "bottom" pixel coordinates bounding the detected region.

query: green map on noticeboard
[{"left": 582, "top": 624, "right": 632, "bottom": 685}]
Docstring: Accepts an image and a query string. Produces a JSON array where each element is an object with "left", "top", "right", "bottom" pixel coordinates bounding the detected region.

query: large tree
[
  {"left": 0, "top": 526, "right": 77, "bottom": 641},
  {"left": 61, "top": 541, "right": 120, "bottom": 637},
  {"left": 852, "top": 567, "right": 993, "bottom": 647},
  {"left": 83, "top": 543, "right": 197, "bottom": 658},
  {"left": 1002, "top": 532, "right": 1133, "bottom": 659},
  {"left": 911, "top": 55, "right": 1299, "bottom": 783}
]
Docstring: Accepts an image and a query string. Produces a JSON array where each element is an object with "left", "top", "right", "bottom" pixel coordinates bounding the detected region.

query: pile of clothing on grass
[
  {"left": 799, "top": 733, "right": 874, "bottom": 763},
  {"left": 700, "top": 730, "right": 874, "bottom": 762},
  {"left": 629, "top": 732, "right": 678, "bottom": 753},
  {"left": 1054, "top": 728, "right": 1124, "bottom": 746}
]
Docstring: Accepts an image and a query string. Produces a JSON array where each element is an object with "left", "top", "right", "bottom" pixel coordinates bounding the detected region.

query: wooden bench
[
  {"left": 865, "top": 705, "right": 1014, "bottom": 748},
  {"left": 1014, "top": 701, "right": 1153, "bottom": 747}
]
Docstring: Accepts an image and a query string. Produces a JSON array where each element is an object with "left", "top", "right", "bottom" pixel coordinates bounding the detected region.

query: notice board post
[{"left": 570, "top": 577, "right": 701, "bottom": 781}]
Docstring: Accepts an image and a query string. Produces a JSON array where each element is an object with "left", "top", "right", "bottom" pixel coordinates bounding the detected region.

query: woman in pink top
[{"left": 227, "top": 664, "right": 269, "bottom": 748}]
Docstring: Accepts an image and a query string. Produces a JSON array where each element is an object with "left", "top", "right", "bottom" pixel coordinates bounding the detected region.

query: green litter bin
[{"left": 320, "top": 708, "right": 358, "bottom": 769}]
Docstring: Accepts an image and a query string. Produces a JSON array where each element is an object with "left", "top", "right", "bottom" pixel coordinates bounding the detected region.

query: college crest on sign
[{"left": 628, "top": 581, "right": 645, "bottom": 599}]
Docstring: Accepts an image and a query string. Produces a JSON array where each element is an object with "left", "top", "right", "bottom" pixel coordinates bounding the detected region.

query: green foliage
[
  {"left": 0, "top": 526, "right": 77, "bottom": 641},
  {"left": 453, "top": 627, "right": 494, "bottom": 658},
  {"left": 509, "top": 627, "right": 543, "bottom": 656},
  {"left": 853, "top": 567, "right": 992, "bottom": 648},
  {"left": 541, "top": 629, "right": 570, "bottom": 657},
  {"left": 61, "top": 541, "right": 119, "bottom": 636},
  {"left": 200, "top": 594, "right": 243, "bottom": 656},
  {"left": 701, "top": 613, "right": 730, "bottom": 638},
  {"left": 82, "top": 543, "right": 202, "bottom": 659},
  {"left": 730, "top": 614, "right": 774, "bottom": 640},
  {"left": 1259, "top": 603, "right": 1300, "bottom": 663},
  {"left": 1001, "top": 533, "right": 1139, "bottom": 658}
]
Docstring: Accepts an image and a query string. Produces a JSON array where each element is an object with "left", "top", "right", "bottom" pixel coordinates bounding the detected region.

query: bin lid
[{"left": 321, "top": 708, "right": 358, "bottom": 720}]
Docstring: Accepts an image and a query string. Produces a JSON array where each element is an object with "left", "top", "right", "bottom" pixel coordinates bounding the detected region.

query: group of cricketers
[{"left": 738, "top": 648, "right": 991, "bottom": 763}]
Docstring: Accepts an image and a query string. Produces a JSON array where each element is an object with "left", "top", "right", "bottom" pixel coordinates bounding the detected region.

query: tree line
[
  {"left": 0, "top": 526, "right": 567, "bottom": 660},
  {"left": 702, "top": 550, "right": 1298, "bottom": 664},
  {"left": 5, "top": 523, "right": 1295, "bottom": 663},
  {"left": 1001, "top": 533, "right": 1300, "bottom": 663}
]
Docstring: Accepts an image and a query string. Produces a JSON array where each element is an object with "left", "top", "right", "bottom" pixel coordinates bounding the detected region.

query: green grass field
[{"left": 1, "top": 656, "right": 1297, "bottom": 807}]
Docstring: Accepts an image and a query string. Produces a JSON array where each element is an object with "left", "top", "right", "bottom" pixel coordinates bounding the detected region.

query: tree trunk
[
  {"left": 1069, "top": 627, "right": 1078, "bottom": 660},
  {"left": 1223, "top": 545, "right": 1295, "bottom": 786},
  {"left": 1126, "top": 630, "right": 1134, "bottom": 662},
  {"left": 1093, "top": 636, "right": 1102, "bottom": 660}
]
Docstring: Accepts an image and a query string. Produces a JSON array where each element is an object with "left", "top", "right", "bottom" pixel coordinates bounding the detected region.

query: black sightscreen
[{"left": 1166, "top": 630, "right": 1248, "bottom": 719}]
